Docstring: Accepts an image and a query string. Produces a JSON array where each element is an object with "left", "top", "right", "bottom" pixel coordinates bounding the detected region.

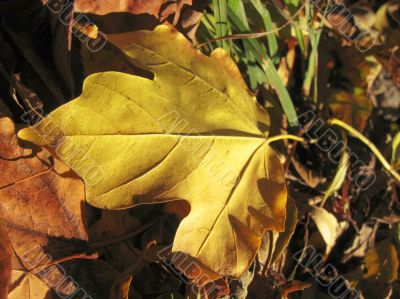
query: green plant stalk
[
  {"left": 320, "top": 132, "right": 349, "bottom": 207},
  {"left": 329, "top": 118, "right": 400, "bottom": 184},
  {"left": 303, "top": 28, "right": 323, "bottom": 101},
  {"left": 266, "top": 134, "right": 305, "bottom": 145},
  {"left": 276, "top": 0, "right": 307, "bottom": 55}
]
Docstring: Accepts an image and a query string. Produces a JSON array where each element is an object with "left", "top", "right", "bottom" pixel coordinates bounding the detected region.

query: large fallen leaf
[
  {"left": 0, "top": 220, "right": 11, "bottom": 299},
  {"left": 19, "top": 25, "right": 288, "bottom": 279}
]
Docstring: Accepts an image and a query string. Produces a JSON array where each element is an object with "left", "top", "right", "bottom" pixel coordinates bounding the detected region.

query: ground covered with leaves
[{"left": 0, "top": 0, "right": 400, "bottom": 298}]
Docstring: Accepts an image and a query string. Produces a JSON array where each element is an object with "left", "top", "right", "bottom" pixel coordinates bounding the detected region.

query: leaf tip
[{"left": 18, "top": 127, "right": 43, "bottom": 146}]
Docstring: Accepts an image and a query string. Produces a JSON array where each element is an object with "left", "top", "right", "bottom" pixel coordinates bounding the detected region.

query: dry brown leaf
[
  {"left": 73, "top": 0, "right": 208, "bottom": 39},
  {"left": 8, "top": 271, "right": 52, "bottom": 299},
  {"left": 0, "top": 116, "right": 86, "bottom": 295},
  {"left": 0, "top": 117, "right": 119, "bottom": 298},
  {"left": 74, "top": 0, "right": 190, "bottom": 18},
  {"left": 290, "top": 156, "right": 326, "bottom": 188},
  {"left": 0, "top": 117, "right": 87, "bottom": 242},
  {"left": 0, "top": 220, "right": 11, "bottom": 299},
  {"left": 280, "top": 280, "right": 312, "bottom": 298}
]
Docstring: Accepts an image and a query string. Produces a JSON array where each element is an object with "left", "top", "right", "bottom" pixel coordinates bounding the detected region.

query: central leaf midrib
[{"left": 65, "top": 133, "right": 267, "bottom": 141}]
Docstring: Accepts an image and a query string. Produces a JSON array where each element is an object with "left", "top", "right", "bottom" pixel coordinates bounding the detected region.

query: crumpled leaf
[
  {"left": 0, "top": 220, "right": 11, "bottom": 299},
  {"left": 343, "top": 223, "right": 376, "bottom": 260},
  {"left": 74, "top": 0, "right": 191, "bottom": 18},
  {"left": 19, "top": 25, "right": 288, "bottom": 280},
  {"left": 309, "top": 206, "right": 347, "bottom": 254},
  {"left": 73, "top": 0, "right": 209, "bottom": 43},
  {"left": 259, "top": 197, "right": 298, "bottom": 270}
]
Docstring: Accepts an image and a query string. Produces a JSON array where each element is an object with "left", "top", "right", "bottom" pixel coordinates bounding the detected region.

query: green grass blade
[
  {"left": 228, "top": 0, "right": 249, "bottom": 27},
  {"left": 228, "top": 6, "right": 299, "bottom": 127},
  {"left": 212, "top": 0, "right": 230, "bottom": 52},
  {"left": 249, "top": 0, "right": 279, "bottom": 62},
  {"left": 261, "top": 59, "right": 299, "bottom": 127},
  {"left": 228, "top": 0, "right": 269, "bottom": 88},
  {"left": 303, "top": 29, "right": 322, "bottom": 98}
]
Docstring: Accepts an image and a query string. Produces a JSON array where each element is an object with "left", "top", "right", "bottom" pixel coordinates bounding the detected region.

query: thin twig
[{"left": 31, "top": 252, "right": 99, "bottom": 275}]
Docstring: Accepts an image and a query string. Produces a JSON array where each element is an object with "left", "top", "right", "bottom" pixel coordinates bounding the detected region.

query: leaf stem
[
  {"left": 266, "top": 134, "right": 305, "bottom": 145},
  {"left": 31, "top": 252, "right": 99, "bottom": 275},
  {"left": 328, "top": 118, "right": 400, "bottom": 184}
]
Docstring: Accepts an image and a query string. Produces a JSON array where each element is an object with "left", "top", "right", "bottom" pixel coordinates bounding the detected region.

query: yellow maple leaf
[{"left": 18, "top": 25, "right": 287, "bottom": 280}]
